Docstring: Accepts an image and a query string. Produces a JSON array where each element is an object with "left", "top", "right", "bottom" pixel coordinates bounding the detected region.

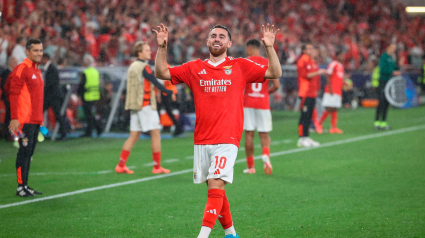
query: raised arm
[
  {"left": 152, "top": 24, "right": 171, "bottom": 80},
  {"left": 307, "top": 69, "right": 326, "bottom": 79},
  {"left": 262, "top": 24, "right": 282, "bottom": 79},
  {"left": 268, "top": 78, "right": 280, "bottom": 94}
]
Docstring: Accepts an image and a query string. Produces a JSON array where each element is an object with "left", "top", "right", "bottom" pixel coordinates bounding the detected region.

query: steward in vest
[{"left": 78, "top": 55, "right": 102, "bottom": 137}]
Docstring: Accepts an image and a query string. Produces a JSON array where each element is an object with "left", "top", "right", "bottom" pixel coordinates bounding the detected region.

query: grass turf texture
[{"left": 0, "top": 106, "right": 424, "bottom": 237}]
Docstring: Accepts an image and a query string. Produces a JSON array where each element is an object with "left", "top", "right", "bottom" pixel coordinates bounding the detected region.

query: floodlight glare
[{"left": 405, "top": 7, "right": 425, "bottom": 13}]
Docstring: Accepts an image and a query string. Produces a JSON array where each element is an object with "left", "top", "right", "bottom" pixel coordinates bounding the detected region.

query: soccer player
[
  {"left": 310, "top": 47, "right": 322, "bottom": 133},
  {"left": 153, "top": 23, "right": 282, "bottom": 238},
  {"left": 7, "top": 38, "right": 44, "bottom": 197},
  {"left": 242, "top": 39, "right": 280, "bottom": 175},
  {"left": 115, "top": 41, "right": 173, "bottom": 174},
  {"left": 315, "top": 50, "right": 346, "bottom": 134},
  {"left": 296, "top": 43, "right": 326, "bottom": 147},
  {"left": 374, "top": 42, "right": 401, "bottom": 130}
]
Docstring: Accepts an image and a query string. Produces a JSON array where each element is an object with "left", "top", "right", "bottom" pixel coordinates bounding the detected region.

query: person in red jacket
[
  {"left": 296, "top": 43, "right": 326, "bottom": 147},
  {"left": 7, "top": 38, "right": 44, "bottom": 197}
]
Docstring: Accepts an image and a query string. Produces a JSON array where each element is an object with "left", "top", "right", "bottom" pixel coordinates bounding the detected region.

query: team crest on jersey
[
  {"left": 22, "top": 137, "right": 28, "bottom": 147},
  {"left": 223, "top": 66, "right": 232, "bottom": 75}
]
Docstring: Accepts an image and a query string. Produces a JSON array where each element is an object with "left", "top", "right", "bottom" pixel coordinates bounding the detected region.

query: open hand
[
  {"left": 9, "top": 119, "right": 20, "bottom": 133},
  {"left": 261, "top": 23, "right": 280, "bottom": 47},
  {"left": 152, "top": 24, "right": 169, "bottom": 48}
]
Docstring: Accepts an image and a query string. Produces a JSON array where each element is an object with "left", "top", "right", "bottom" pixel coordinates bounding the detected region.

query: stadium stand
[
  {"left": 0, "top": 0, "right": 424, "bottom": 70},
  {"left": 1, "top": 0, "right": 424, "bottom": 137}
]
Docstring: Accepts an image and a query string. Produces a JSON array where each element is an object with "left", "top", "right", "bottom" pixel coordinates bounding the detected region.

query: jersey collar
[{"left": 207, "top": 57, "right": 226, "bottom": 67}]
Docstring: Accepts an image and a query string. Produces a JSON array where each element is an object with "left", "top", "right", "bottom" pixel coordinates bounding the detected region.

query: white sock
[
  {"left": 224, "top": 225, "right": 236, "bottom": 236},
  {"left": 197, "top": 226, "right": 212, "bottom": 238}
]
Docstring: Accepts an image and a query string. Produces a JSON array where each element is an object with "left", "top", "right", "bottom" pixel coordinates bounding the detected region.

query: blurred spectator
[
  {"left": 0, "top": 0, "right": 422, "bottom": 70},
  {"left": 419, "top": 55, "right": 425, "bottom": 91},
  {"left": 0, "top": 56, "right": 18, "bottom": 140},
  {"left": 41, "top": 53, "right": 68, "bottom": 140},
  {"left": 0, "top": 28, "right": 11, "bottom": 67},
  {"left": 158, "top": 79, "right": 184, "bottom": 136},
  {"left": 11, "top": 37, "right": 26, "bottom": 64}
]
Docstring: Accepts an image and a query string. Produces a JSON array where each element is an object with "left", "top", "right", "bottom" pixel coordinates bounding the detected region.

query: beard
[{"left": 209, "top": 44, "right": 227, "bottom": 57}]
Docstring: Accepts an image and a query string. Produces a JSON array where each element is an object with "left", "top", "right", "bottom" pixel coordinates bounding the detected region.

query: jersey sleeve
[
  {"left": 8, "top": 65, "right": 27, "bottom": 120},
  {"left": 239, "top": 58, "right": 268, "bottom": 83},
  {"left": 169, "top": 62, "right": 192, "bottom": 87},
  {"left": 297, "top": 57, "right": 308, "bottom": 79},
  {"left": 326, "top": 62, "right": 336, "bottom": 75}
]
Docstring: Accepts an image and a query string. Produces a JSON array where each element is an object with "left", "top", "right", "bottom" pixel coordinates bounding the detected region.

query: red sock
[
  {"left": 118, "top": 150, "right": 130, "bottom": 167},
  {"left": 218, "top": 191, "right": 233, "bottom": 229},
  {"left": 153, "top": 151, "right": 161, "bottom": 169},
  {"left": 312, "top": 108, "right": 317, "bottom": 122},
  {"left": 202, "top": 189, "right": 224, "bottom": 229},
  {"left": 298, "top": 124, "right": 303, "bottom": 137},
  {"left": 331, "top": 111, "right": 338, "bottom": 128},
  {"left": 319, "top": 111, "right": 329, "bottom": 124},
  {"left": 246, "top": 156, "right": 254, "bottom": 169},
  {"left": 262, "top": 147, "right": 270, "bottom": 157}
]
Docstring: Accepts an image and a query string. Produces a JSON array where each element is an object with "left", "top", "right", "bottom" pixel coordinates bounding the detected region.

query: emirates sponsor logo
[
  {"left": 200, "top": 79, "right": 232, "bottom": 86},
  {"left": 200, "top": 79, "right": 231, "bottom": 93}
]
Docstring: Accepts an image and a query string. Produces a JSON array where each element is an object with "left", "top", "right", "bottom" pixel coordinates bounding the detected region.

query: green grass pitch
[{"left": 0, "top": 106, "right": 424, "bottom": 237}]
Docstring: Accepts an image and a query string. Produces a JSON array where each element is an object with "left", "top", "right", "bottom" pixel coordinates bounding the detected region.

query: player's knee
[{"left": 207, "top": 178, "right": 226, "bottom": 190}]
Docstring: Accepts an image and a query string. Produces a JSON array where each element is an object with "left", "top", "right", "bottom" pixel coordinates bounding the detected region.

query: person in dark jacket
[
  {"left": 0, "top": 56, "right": 17, "bottom": 140},
  {"left": 41, "top": 53, "right": 67, "bottom": 140}
]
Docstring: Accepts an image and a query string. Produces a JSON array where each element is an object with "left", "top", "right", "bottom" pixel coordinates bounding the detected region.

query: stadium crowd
[{"left": 1, "top": 0, "right": 425, "bottom": 71}]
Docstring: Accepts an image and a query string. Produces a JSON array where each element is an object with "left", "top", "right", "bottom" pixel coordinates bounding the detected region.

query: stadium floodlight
[{"left": 405, "top": 6, "right": 425, "bottom": 13}]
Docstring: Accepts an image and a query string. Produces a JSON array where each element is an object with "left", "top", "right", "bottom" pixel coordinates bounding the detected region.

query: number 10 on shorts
[{"left": 215, "top": 156, "right": 227, "bottom": 169}]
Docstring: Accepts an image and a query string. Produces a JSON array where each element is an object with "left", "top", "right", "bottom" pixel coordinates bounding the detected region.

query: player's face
[
  {"left": 337, "top": 52, "right": 345, "bottom": 62},
  {"left": 138, "top": 44, "right": 152, "bottom": 61},
  {"left": 26, "top": 43, "right": 43, "bottom": 63},
  {"left": 207, "top": 28, "right": 232, "bottom": 57},
  {"left": 304, "top": 44, "right": 314, "bottom": 58},
  {"left": 387, "top": 43, "right": 396, "bottom": 55},
  {"left": 312, "top": 48, "right": 319, "bottom": 60}
]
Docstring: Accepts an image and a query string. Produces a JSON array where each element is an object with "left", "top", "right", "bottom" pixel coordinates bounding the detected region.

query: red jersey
[
  {"left": 297, "top": 54, "right": 318, "bottom": 98},
  {"left": 7, "top": 58, "right": 44, "bottom": 126},
  {"left": 170, "top": 57, "right": 267, "bottom": 147},
  {"left": 325, "top": 60, "right": 344, "bottom": 95},
  {"left": 243, "top": 56, "right": 270, "bottom": 110},
  {"left": 311, "top": 60, "right": 321, "bottom": 93}
]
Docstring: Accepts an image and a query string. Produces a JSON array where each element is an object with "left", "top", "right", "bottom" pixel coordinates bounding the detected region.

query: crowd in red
[{"left": 1, "top": 0, "right": 424, "bottom": 71}]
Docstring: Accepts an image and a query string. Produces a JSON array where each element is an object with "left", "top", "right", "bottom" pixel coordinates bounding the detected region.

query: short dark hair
[
  {"left": 301, "top": 43, "right": 313, "bottom": 51},
  {"left": 26, "top": 38, "right": 42, "bottom": 50},
  {"left": 246, "top": 39, "right": 261, "bottom": 48},
  {"left": 42, "top": 53, "right": 50, "bottom": 59},
  {"left": 210, "top": 25, "right": 231, "bottom": 40},
  {"left": 16, "top": 37, "right": 24, "bottom": 44},
  {"left": 335, "top": 49, "right": 345, "bottom": 57},
  {"left": 58, "top": 58, "right": 66, "bottom": 65}
]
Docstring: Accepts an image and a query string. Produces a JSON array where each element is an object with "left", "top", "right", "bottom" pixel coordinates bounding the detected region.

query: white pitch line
[
  {"left": 0, "top": 170, "right": 115, "bottom": 177},
  {"left": 0, "top": 159, "right": 180, "bottom": 177},
  {"left": 0, "top": 169, "right": 193, "bottom": 210},
  {"left": 1, "top": 124, "right": 424, "bottom": 210}
]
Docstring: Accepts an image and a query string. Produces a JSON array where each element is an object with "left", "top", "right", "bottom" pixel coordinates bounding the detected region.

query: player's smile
[{"left": 212, "top": 42, "right": 222, "bottom": 49}]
